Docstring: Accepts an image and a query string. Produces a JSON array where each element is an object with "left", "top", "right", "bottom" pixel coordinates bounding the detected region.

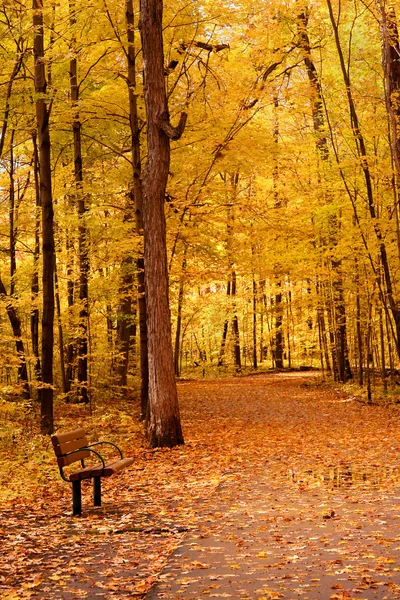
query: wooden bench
[{"left": 51, "top": 428, "right": 134, "bottom": 515}]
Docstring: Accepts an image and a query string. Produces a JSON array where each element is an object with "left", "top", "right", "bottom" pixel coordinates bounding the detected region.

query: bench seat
[{"left": 69, "top": 457, "right": 134, "bottom": 481}]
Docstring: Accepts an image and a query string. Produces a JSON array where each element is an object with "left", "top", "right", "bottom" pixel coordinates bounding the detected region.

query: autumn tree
[
  {"left": 140, "top": 0, "right": 185, "bottom": 446},
  {"left": 33, "top": 0, "right": 55, "bottom": 433}
]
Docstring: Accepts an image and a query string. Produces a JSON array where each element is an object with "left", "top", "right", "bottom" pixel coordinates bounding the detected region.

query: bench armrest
[
  {"left": 59, "top": 447, "right": 106, "bottom": 482},
  {"left": 87, "top": 441, "right": 123, "bottom": 459}
]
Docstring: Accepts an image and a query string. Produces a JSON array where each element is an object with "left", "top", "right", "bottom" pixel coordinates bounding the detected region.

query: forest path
[
  {"left": 2, "top": 372, "right": 400, "bottom": 600},
  {"left": 146, "top": 372, "right": 400, "bottom": 600}
]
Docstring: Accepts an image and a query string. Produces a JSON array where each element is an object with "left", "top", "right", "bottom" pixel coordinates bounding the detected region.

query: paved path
[
  {"left": 146, "top": 374, "right": 400, "bottom": 600},
  {"left": 146, "top": 469, "right": 400, "bottom": 599}
]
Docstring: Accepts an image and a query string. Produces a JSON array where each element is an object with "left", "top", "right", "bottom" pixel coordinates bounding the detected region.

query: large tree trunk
[
  {"left": 140, "top": 0, "right": 185, "bottom": 447},
  {"left": 33, "top": 0, "right": 55, "bottom": 434}
]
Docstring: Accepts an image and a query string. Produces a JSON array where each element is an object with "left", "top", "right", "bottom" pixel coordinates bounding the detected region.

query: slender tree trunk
[
  {"left": 54, "top": 260, "right": 68, "bottom": 395},
  {"left": 379, "top": 306, "right": 387, "bottom": 391},
  {"left": 231, "top": 270, "right": 241, "bottom": 372},
  {"left": 116, "top": 196, "right": 135, "bottom": 389},
  {"left": 272, "top": 95, "right": 285, "bottom": 369},
  {"left": 386, "top": 309, "right": 395, "bottom": 382},
  {"left": 140, "top": 0, "right": 185, "bottom": 447},
  {"left": 379, "top": 1, "right": 400, "bottom": 261},
  {"left": 33, "top": 0, "right": 55, "bottom": 434},
  {"left": 316, "top": 278, "right": 331, "bottom": 373},
  {"left": 65, "top": 228, "right": 74, "bottom": 394},
  {"left": 174, "top": 250, "right": 186, "bottom": 376},
  {"left": 9, "top": 130, "right": 16, "bottom": 297},
  {"left": 124, "top": 0, "right": 149, "bottom": 415},
  {"left": 31, "top": 133, "right": 41, "bottom": 386},
  {"left": 218, "top": 279, "right": 231, "bottom": 366},
  {"left": 274, "top": 281, "right": 284, "bottom": 369},
  {"left": 353, "top": 257, "right": 363, "bottom": 386},
  {"left": 286, "top": 289, "right": 292, "bottom": 369},
  {"left": 252, "top": 273, "right": 258, "bottom": 369},
  {"left": 331, "top": 260, "right": 352, "bottom": 381},
  {"left": 69, "top": 0, "right": 89, "bottom": 403}
]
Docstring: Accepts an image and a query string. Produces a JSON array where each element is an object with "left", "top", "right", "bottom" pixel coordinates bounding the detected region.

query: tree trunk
[
  {"left": 54, "top": 260, "right": 68, "bottom": 395},
  {"left": 272, "top": 96, "right": 285, "bottom": 369},
  {"left": 174, "top": 250, "right": 186, "bottom": 377},
  {"left": 69, "top": 0, "right": 89, "bottom": 403},
  {"left": 122, "top": 0, "right": 149, "bottom": 415},
  {"left": 31, "top": 133, "right": 41, "bottom": 387},
  {"left": 354, "top": 257, "right": 363, "bottom": 386},
  {"left": 231, "top": 270, "right": 241, "bottom": 372},
  {"left": 9, "top": 130, "right": 16, "bottom": 297},
  {"left": 116, "top": 197, "right": 135, "bottom": 389},
  {"left": 274, "top": 281, "right": 284, "bottom": 369},
  {"left": 252, "top": 273, "right": 258, "bottom": 370},
  {"left": 218, "top": 279, "right": 231, "bottom": 367},
  {"left": 380, "top": 1, "right": 400, "bottom": 261},
  {"left": 33, "top": 0, "right": 55, "bottom": 434},
  {"left": 140, "top": 0, "right": 185, "bottom": 447}
]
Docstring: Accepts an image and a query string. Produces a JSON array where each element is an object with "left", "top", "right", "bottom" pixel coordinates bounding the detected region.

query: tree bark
[
  {"left": 69, "top": 0, "right": 89, "bottom": 403},
  {"left": 218, "top": 280, "right": 231, "bottom": 367},
  {"left": 117, "top": 0, "right": 149, "bottom": 415},
  {"left": 271, "top": 95, "right": 285, "bottom": 369},
  {"left": 31, "top": 133, "right": 41, "bottom": 387},
  {"left": 231, "top": 270, "right": 241, "bottom": 373},
  {"left": 140, "top": 0, "right": 184, "bottom": 447},
  {"left": 33, "top": 0, "right": 55, "bottom": 434},
  {"left": 379, "top": 1, "right": 400, "bottom": 260},
  {"left": 9, "top": 130, "right": 16, "bottom": 298},
  {"left": 174, "top": 250, "right": 186, "bottom": 377},
  {"left": 252, "top": 272, "right": 258, "bottom": 370}
]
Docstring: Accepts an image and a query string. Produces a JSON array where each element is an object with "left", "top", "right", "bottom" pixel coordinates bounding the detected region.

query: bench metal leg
[
  {"left": 93, "top": 476, "right": 101, "bottom": 506},
  {"left": 72, "top": 480, "right": 82, "bottom": 516}
]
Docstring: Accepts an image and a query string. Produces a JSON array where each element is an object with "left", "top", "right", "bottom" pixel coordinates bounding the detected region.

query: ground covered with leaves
[{"left": 2, "top": 372, "right": 400, "bottom": 599}]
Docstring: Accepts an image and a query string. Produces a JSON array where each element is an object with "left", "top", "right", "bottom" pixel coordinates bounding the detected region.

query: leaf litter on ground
[{"left": 1, "top": 371, "right": 400, "bottom": 599}]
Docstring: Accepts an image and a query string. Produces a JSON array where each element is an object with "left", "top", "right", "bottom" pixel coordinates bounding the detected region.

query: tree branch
[{"left": 159, "top": 112, "right": 188, "bottom": 140}]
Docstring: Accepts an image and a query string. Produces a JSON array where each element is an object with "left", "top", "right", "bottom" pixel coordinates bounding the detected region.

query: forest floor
[{"left": 2, "top": 371, "right": 400, "bottom": 599}]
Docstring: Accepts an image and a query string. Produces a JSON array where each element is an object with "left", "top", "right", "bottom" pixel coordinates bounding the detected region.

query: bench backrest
[{"left": 51, "top": 428, "right": 90, "bottom": 467}]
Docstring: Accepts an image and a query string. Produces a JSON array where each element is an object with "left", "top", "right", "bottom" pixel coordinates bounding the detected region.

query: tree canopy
[{"left": 1, "top": 0, "right": 400, "bottom": 442}]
